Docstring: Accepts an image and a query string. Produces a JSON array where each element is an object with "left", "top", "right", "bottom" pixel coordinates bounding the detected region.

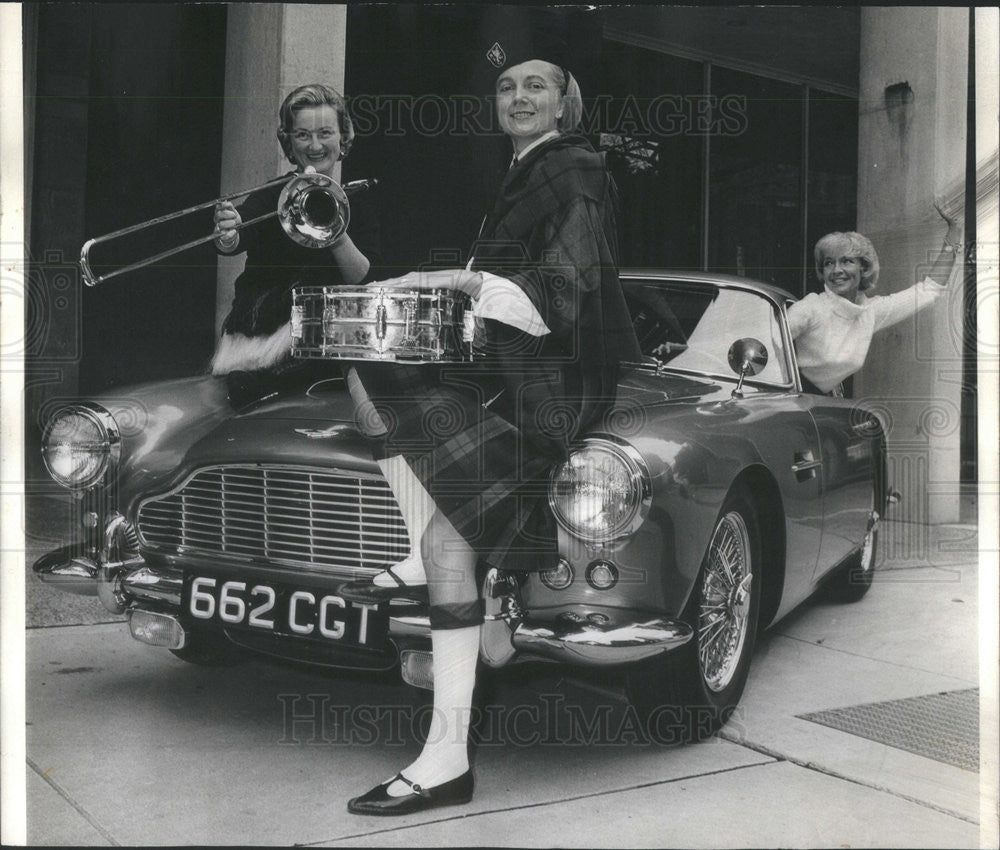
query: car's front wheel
[{"left": 627, "top": 487, "right": 761, "bottom": 743}]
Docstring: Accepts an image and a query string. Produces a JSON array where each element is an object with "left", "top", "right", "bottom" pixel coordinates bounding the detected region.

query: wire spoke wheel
[
  {"left": 625, "top": 486, "right": 761, "bottom": 742},
  {"left": 698, "top": 510, "right": 753, "bottom": 693}
]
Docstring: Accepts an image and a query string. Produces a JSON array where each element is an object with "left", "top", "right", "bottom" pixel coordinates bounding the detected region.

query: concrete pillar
[
  {"left": 854, "top": 7, "right": 969, "bottom": 525},
  {"left": 215, "top": 3, "right": 348, "bottom": 334}
]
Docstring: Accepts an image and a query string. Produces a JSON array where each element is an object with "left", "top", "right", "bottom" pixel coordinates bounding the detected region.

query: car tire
[
  {"left": 626, "top": 486, "right": 761, "bottom": 743},
  {"left": 822, "top": 519, "right": 877, "bottom": 604},
  {"left": 169, "top": 632, "right": 245, "bottom": 666}
]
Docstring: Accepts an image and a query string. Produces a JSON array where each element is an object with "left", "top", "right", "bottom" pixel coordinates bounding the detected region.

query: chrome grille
[{"left": 135, "top": 465, "right": 409, "bottom": 577}]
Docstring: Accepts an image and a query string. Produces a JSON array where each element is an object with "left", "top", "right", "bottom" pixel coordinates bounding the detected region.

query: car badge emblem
[
  {"left": 486, "top": 41, "right": 506, "bottom": 69},
  {"left": 294, "top": 424, "right": 353, "bottom": 439}
]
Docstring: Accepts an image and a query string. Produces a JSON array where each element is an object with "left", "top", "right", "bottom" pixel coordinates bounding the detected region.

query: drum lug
[{"left": 403, "top": 303, "right": 415, "bottom": 338}]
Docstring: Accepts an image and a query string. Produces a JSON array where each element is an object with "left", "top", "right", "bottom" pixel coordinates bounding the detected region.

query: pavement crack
[
  {"left": 772, "top": 632, "right": 978, "bottom": 685},
  {"left": 27, "top": 621, "right": 125, "bottom": 631},
  {"left": 27, "top": 756, "right": 121, "bottom": 846},
  {"left": 717, "top": 732, "right": 979, "bottom": 825},
  {"left": 297, "top": 758, "right": 775, "bottom": 846}
]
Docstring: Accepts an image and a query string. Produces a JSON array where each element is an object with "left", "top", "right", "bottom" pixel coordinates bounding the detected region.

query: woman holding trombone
[{"left": 210, "top": 83, "right": 381, "bottom": 378}]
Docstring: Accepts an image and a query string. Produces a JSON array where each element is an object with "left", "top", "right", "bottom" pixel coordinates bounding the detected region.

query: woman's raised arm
[{"left": 926, "top": 201, "right": 965, "bottom": 287}]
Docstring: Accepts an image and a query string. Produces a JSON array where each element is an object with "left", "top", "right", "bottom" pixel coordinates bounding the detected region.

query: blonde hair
[
  {"left": 814, "top": 231, "right": 880, "bottom": 292},
  {"left": 546, "top": 64, "right": 583, "bottom": 132}
]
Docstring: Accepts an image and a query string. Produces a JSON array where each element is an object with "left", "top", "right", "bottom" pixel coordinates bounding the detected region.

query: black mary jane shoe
[
  {"left": 347, "top": 770, "right": 474, "bottom": 816},
  {"left": 337, "top": 565, "right": 429, "bottom": 604}
]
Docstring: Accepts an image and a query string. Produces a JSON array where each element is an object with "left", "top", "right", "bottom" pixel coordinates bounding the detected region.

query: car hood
[
  {"left": 615, "top": 367, "right": 726, "bottom": 407},
  {"left": 230, "top": 377, "right": 358, "bottom": 423},
  {"left": 94, "top": 375, "right": 370, "bottom": 507},
  {"left": 97, "top": 369, "right": 730, "bottom": 510}
]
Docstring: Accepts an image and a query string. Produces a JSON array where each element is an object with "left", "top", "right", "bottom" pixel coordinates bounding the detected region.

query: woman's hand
[
  {"left": 934, "top": 199, "right": 963, "bottom": 248},
  {"left": 367, "top": 269, "right": 483, "bottom": 298},
  {"left": 927, "top": 199, "right": 965, "bottom": 286},
  {"left": 214, "top": 201, "right": 242, "bottom": 250}
]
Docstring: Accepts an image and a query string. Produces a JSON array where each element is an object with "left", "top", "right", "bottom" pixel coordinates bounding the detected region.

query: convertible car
[{"left": 34, "top": 271, "right": 891, "bottom": 740}]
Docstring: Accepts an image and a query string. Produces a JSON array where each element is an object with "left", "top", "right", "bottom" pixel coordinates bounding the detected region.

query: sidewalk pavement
[{"left": 23, "top": 521, "right": 989, "bottom": 847}]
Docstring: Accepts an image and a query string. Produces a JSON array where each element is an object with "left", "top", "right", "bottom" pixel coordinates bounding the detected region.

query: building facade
[{"left": 23, "top": 5, "right": 998, "bottom": 524}]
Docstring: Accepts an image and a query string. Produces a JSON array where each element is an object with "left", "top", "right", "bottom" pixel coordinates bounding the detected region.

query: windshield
[{"left": 625, "top": 282, "right": 790, "bottom": 386}]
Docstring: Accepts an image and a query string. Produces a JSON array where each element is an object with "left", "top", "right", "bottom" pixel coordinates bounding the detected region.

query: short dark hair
[{"left": 276, "top": 84, "right": 355, "bottom": 162}]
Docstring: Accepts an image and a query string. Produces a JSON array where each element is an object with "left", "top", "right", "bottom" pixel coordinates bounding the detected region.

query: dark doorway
[
  {"left": 599, "top": 40, "right": 704, "bottom": 271},
  {"left": 28, "top": 3, "right": 227, "bottom": 397},
  {"left": 25, "top": 3, "right": 227, "bottom": 487},
  {"left": 344, "top": 5, "right": 603, "bottom": 272}
]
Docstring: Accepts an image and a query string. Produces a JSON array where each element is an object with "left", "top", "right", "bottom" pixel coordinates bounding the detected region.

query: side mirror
[{"left": 727, "top": 338, "right": 768, "bottom": 399}]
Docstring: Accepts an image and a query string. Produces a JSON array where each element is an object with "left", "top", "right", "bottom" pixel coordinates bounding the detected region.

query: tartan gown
[{"left": 353, "top": 133, "right": 642, "bottom": 573}]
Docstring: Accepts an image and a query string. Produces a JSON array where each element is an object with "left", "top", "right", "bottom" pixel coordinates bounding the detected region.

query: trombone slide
[{"left": 79, "top": 174, "right": 376, "bottom": 287}]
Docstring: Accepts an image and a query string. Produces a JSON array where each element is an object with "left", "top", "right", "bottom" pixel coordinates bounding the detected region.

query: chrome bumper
[
  {"left": 33, "top": 547, "right": 181, "bottom": 607},
  {"left": 34, "top": 527, "right": 692, "bottom": 667},
  {"left": 510, "top": 617, "right": 692, "bottom": 666},
  {"left": 33, "top": 548, "right": 100, "bottom": 596},
  {"left": 395, "top": 610, "right": 693, "bottom": 668}
]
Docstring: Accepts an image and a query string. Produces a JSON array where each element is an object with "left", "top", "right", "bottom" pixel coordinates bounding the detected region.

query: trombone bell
[{"left": 278, "top": 172, "right": 350, "bottom": 248}]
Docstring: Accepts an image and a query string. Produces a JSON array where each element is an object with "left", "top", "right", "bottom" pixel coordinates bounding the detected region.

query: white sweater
[{"left": 787, "top": 278, "right": 946, "bottom": 392}]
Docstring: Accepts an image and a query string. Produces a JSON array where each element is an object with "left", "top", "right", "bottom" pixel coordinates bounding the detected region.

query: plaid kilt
[
  {"left": 350, "top": 359, "right": 569, "bottom": 573},
  {"left": 343, "top": 136, "right": 638, "bottom": 573}
]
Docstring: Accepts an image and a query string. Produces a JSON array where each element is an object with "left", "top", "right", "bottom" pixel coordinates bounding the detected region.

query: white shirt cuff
[{"left": 473, "top": 272, "right": 551, "bottom": 336}]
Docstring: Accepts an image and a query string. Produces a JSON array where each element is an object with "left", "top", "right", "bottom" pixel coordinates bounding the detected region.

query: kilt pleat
[{"left": 350, "top": 361, "right": 563, "bottom": 572}]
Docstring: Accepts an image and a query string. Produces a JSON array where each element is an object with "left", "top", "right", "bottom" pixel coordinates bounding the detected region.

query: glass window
[
  {"left": 707, "top": 68, "right": 803, "bottom": 294},
  {"left": 806, "top": 90, "right": 859, "bottom": 298},
  {"left": 598, "top": 41, "right": 704, "bottom": 269},
  {"left": 627, "top": 283, "right": 789, "bottom": 386}
]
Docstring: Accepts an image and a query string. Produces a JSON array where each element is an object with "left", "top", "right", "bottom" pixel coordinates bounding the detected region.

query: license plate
[{"left": 181, "top": 574, "right": 387, "bottom": 649}]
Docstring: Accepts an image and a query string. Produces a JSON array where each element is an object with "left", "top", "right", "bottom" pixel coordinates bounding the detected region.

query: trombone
[{"left": 79, "top": 171, "right": 376, "bottom": 287}]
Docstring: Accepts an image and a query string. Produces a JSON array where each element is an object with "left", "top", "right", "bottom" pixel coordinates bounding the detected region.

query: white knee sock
[
  {"left": 375, "top": 455, "right": 432, "bottom": 586},
  {"left": 386, "top": 624, "right": 480, "bottom": 795}
]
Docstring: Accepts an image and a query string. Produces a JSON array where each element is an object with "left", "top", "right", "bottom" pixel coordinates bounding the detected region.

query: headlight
[
  {"left": 41, "top": 404, "right": 120, "bottom": 490},
  {"left": 549, "top": 439, "right": 651, "bottom": 542}
]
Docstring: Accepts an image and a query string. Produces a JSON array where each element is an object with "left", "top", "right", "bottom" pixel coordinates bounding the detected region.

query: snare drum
[{"left": 290, "top": 287, "right": 476, "bottom": 362}]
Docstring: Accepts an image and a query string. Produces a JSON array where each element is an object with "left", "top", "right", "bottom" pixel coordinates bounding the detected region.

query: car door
[
  {"left": 806, "top": 397, "right": 877, "bottom": 577},
  {"left": 781, "top": 298, "right": 876, "bottom": 577},
  {"left": 753, "top": 391, "right": 826, "bottom": 620}
]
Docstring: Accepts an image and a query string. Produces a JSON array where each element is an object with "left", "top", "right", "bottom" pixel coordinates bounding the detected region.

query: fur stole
[{"left": 210, "top": 322, "right": 292, "bottom": 375}]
